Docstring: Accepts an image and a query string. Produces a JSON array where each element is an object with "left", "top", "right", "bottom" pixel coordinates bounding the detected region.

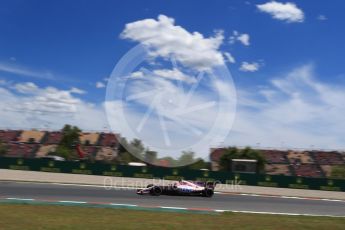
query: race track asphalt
[{"left": 0, "top": 181, "right": 344, "bottom": 216}]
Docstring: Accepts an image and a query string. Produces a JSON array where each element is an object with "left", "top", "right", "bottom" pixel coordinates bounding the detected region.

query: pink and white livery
[{"left": 136, "top": 180, "right": 216, "bottom": 197}]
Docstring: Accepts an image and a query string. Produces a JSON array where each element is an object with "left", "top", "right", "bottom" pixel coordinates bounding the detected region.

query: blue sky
[{"left": 1, "top": 0, "right": 345, "bottom": 158}]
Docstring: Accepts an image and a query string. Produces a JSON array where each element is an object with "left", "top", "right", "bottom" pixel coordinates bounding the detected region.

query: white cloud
[
  {"left": 239, "top": 62, "right": 260, "bottom": 72},
  {"left": 229, "top": 31, "right": 250, "bottom": 46},
  {"left": 257, "top": 1, "right": 305, "bottom": 23},
  {"left": 96, "top": 81, "right": 106, "bottom": 88},
  {"left": 237, "top": 33, "right": 250, "bottom": 46},
  {"left": 69, "top": 87, "right": 86, "bottom": 94},
  {"left": 130, "top": 71, "right": 144, "bottom": 78},
  {"left": 226, "top": 64, "right": 345, "bottom": 150},
  {"left": 120, "top": 15, "right": 225, "bottom": 72},
  {"left": 0, "top": 62, "right": 75, "bottom": 83},
  {"left": 14, "top": 82, "right": 39, "bottom": 94},
  {"left": 14, "top": 86, "right": 80, "bottom": 114},
  {"left": 223, "top": 52, "right": 236, "bottom": 63},
  {"left": 0, "top": 62, "right": 55, "bottom": 80},
  {"left": 153, "top": 68, "right": 196, "bottom": 83},
  {"left": 317, "top": 15, "right": 327, "bottom": 21},
  {"left": 0, "top": 83, "right": 107, "bottom": 130}
]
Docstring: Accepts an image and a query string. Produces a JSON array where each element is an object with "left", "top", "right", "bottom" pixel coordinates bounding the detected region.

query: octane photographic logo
[
  {"left": 103, "top": 177, "right": 242, "bottom": 191},
  {"left": 105, "top": 44, "right": 237, "bottom": 167}
]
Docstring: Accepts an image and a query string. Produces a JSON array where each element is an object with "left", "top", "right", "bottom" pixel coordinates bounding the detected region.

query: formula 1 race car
[{"left": 136, "top": 180, "right": 217, "bottom": 197}]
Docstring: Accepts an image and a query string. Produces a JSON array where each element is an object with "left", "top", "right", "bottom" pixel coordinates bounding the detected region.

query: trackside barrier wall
[{"left": 0, "top": 157, "right": 344, "bottom": 192}]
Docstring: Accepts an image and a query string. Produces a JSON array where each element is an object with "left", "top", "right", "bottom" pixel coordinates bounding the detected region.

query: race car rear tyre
[
  {"left": 202, "top": 189, "right": 214, "bottom": 197},
  {"left": 150, "top": 186, "right": 162, "bottom": 196}
]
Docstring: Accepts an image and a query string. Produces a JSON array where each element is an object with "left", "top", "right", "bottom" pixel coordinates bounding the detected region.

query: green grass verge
[{"left": 0, "top": 204, "right": 344, "bottom": 230}]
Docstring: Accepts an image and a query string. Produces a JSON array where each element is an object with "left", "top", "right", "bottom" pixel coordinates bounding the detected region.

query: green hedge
[{"left": 0, "top": 157, "right": 344, "bottom": 191}]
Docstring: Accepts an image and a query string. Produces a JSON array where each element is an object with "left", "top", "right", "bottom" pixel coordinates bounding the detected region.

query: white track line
[
  {"left": 214, "top": 210, "right": 345, "bottom": 218},
  {"left": 6, "top": 198, "right": 35, "bottom": 201},
  {"left": 58, "top": 200, "right": 87, "bottom": 204},
  {"left": 321, "top": 198, "right": 333, "bottom": 201},
  {"left": 110, "top": 203, "right": 137, "bottom": 207},
  {"left": 160, "top": 206, "right": 187, "bottom": 210}
]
